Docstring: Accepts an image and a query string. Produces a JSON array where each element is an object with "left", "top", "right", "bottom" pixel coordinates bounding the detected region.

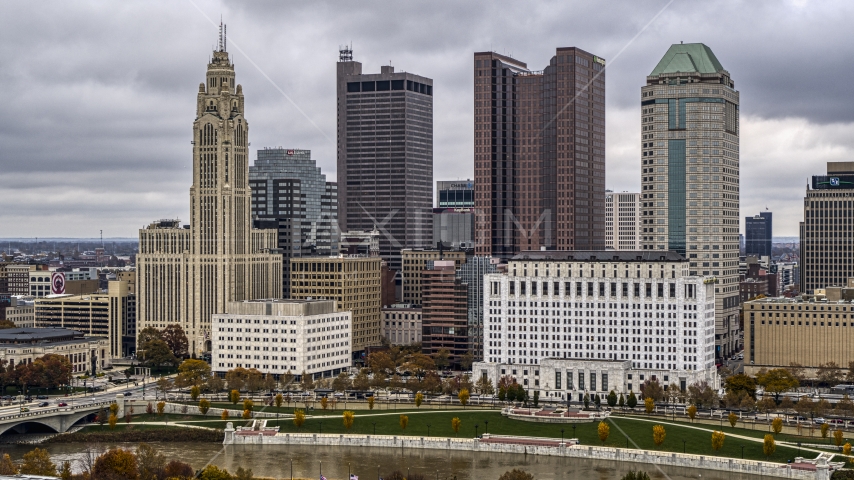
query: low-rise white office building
[
  {"left": 212, "top": 299, "right": 352, "bottom": 380},
  {"left": 481, "top": 251, "right": 719, "bottom": 394}
]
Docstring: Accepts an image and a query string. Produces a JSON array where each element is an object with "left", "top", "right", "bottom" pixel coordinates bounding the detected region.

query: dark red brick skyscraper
[{"left": 473, "top": 48, "right": 605, "bottom": 257}]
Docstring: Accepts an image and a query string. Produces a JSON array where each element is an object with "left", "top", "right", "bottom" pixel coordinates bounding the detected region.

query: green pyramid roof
[{"left": 650, "top": 43, "right": 725, "bottom": 76}]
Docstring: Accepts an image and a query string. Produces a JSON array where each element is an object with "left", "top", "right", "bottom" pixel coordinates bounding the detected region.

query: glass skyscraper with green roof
[{"left": 640, "top": 43, "right": 741, "bottom": 361}]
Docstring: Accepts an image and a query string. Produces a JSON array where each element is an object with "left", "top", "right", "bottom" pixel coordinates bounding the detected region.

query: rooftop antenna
[
  {"left": 339, "top": 43, "right": 353, "bottom": 62},
  {"left": 100, "top": 230, "right": 103, "bottom": 249}
]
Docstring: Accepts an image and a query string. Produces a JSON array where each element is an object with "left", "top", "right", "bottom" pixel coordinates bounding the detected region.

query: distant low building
[
  {"left": 211, "top": 299, "right": 352, "bottom": 380},
  {"left": 744, "top": 287, "right": 854, "bottom": 377},
  {"left": 0, "top": 328, "right": 111, "bottom": 374},
  {"left": 382, "top": 304, "right": 422, "bottom": 346},
  {"left": 6, "top": 296, "right": 35, "bottom": 328},
  {"left": 33, "top": 280, "right": 135, "bottom": 358}
]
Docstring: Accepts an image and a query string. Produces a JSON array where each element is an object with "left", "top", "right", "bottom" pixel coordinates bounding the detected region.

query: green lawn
[{"left": 164, "top": 409, "right": 826, "bottom": 464}]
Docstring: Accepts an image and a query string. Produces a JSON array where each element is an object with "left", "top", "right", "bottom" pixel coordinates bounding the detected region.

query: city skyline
[{"left": 2, "top": 1, "right": 854, "bottom": 238}]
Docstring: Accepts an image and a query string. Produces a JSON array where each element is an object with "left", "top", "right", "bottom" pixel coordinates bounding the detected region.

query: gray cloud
[{"left": 1, "top": 0, "right": 852, "bottom": 238}]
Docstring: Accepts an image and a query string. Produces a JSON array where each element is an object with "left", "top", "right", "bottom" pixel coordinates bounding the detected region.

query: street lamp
[
  {"left": 427, "top": 424, "right": 431, "bottom": 437},
  {"left": 372, "top": 422, "right": 377, "bottom": 435},
  {"left": 319, "top": 421, "right": 323, "bottom": 434},
  {"left": 572, "top": 424, "right": 576, "bottom": 439},
  {"left": 484, "top": 420, "right": 488, "bottom": 434},
  {"left": 740, "top": 445, "right": 745, "bottom": 459},
  {"left": 475, "top": 424, "right": 479, "bottom": 438},
  {"left": 561, "top": 429, "right": 564, "bottom": 443},
  {"left": 682, "top": 439, "right": 686, "bottom": 453}
]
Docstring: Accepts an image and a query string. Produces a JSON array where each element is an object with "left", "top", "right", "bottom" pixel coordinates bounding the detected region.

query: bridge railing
[{"left": 0, "top": 400, "right": 114, "bottom": 423}]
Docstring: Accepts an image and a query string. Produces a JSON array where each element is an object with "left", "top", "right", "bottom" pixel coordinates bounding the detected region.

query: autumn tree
[
  {"left": 136, "top": 443, "right": 165, "bottom": 480},
  {"left": 459, "top": 388, "right": 470, "bottom": 407},
  {"left": 164, "top": 460, "right": 194, "bottom": 479},
  {"left": 756, "top": 369, "right": 799, "bottom": 403},
  {"left": 156, "top": 401, "right": 166, "bottom": 415},
  {"left": 353, "top": 370, "right": 371, "bottom": 390},
  {"left": 343, "top": 410, "right": 355, "bottom": 431},
  {"left": 190, "top": 385, "right": 200, "bottom": 401},
  {"left": 137, "top": 326, "right": 162, "bottom": 347},
  {"left": 497, "top": 469, "right": 534, "bottom": 480},
  {"left": 642, "top": 379, "right": 664, "bottom": 401},
  {"left": 59, "top": 461, "right": 72, "bottom": 480},
  {"left": 725, "top": 374, "right": 757, "bottom": 399},
  {"left": 451, "top": 417, "right": 461, "bottom": 436},
  {"left": 221, "top": 410, "right": 229, "bottom": 421},
  {"left": 108, "top": 413, "right": 118, "bottom": 429},
  {"left": 652, "top": 425, "right": 666, "bottom": 447},
  {"left": 687, "top": 405, "right": 697, "bottom": 423},
  {"left": 644, "top": 397, "right": 654, "bottom": 414},
  {"left": 140, "top": 339, "right": 178, "bottom": 369},
  {"left": 21, "top": 448, "right": 57, "bottom": 477},
  {"left": 161, "top": 324, "right": 189, "bottom": 359},
  {"left": 763, "top": 434, "right": 776, "bottom": 458},
  {"left": 177, "top": 359, "right": 211, "bottom": 387},
  {"left": 243, "top": 398, "right": 254, "bottom": 412},
  {"left": 434, "top": 349, "right": 451, "bottom": 370},
  {"left": 198, "top": 465, "right": 233, "bottom": 480},
  {"left": 711, "top": 431, "right": 725, "bottom": 451},
  {"left": 0, "top": 453, "right": 17, "bottom": 475},
  {"left": 460, "top": 351, "right": 475, "bottom": 371},
  {"left": 728, "top": 412, "right": 738, "bottom": 428},
  {"left": 320, "top": 396, "right": 328, "bottom": 410},
  {"left": 229, "top": 389, "right": 241, "bottom": 405},
  {"left": 598, "top": 421, "right": 610, "bottom": 445},
  {"left": 399, "top": 414, "right": 409, "bottom": 431},
  {"left": 368, "top": 396, "right": 375, "bottom": 410},
  {"left": 835, "top": 429, "right": 845, "bottom": 447},
  {"left": 821, "top": 423, "right": 830, "bottom": 439},
  {"left": 772, "top": 417, "right": 783, "bottom": 434},
  {"left": 332, "top": 372, "right": 352, "bottom": 392},
  {"left": 415, "top": 392, "right": 424, "bottom": 407},
  {"left": 367, "top": 352, "right": 395, "bottom": 375},
  {"left": 299, "top": 371, "right": 316, "bottom": 391},
  {"left": 687, "top": 380, "right": 719, "bottom": 408},
  {"left": 199, "top": 398, "right": 211, "bottom": 415},
  {"left": 293, "top": 409, "right": 306, "bottom": 430}
]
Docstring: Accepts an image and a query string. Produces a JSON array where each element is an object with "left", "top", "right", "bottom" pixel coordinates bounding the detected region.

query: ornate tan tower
[{"left": 137, "top": 26, "right": 282, "bottom": 355}]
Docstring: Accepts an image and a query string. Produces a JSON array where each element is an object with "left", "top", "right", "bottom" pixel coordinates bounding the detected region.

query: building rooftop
[
  {"left": 0, "top": 328, "right": 84, "bottom": 343},
  {"left": 512, "top": 250, "right": 686, "bottom": 262},
  {"left": 649, "top": 43, "right": 725, "bottom": 76}
]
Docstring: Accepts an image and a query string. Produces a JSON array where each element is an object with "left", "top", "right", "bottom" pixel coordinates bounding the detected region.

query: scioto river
[{"left": 1, "top": 442, "right": 764, "bottom": 479}]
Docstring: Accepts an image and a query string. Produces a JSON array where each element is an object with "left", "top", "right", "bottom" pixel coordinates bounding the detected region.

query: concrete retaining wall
[
  {"left": 222, "top": 428, "right": 830, "bottom": 480},
  {"left": 127, "top": 401, "right": 288, "bottom": 419}
]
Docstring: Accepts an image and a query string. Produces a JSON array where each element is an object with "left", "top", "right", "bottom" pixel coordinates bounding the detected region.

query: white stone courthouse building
[{"left": 476, "top": 250, "right": 718, "bottom": 401}]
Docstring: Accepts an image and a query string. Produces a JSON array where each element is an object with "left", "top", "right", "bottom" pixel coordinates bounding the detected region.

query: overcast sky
[{"left": 1, "top": 0, "right": 852, "bottom": 239}]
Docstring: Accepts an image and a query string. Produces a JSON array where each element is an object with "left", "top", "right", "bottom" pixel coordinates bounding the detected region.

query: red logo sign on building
[{"left": 51, "top": 272, "right": 66, "bottom": 295}]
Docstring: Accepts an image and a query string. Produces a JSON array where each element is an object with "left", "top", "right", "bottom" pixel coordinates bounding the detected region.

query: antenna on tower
[
  {"left": 218, "top": 18, "right": 226, "bottom": 52},
  {"left": 100, "top": 230, "right": 103, "bottom": 249},
  {"left": 339, "top": 43, "right": 353, "bottom": 62}
]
